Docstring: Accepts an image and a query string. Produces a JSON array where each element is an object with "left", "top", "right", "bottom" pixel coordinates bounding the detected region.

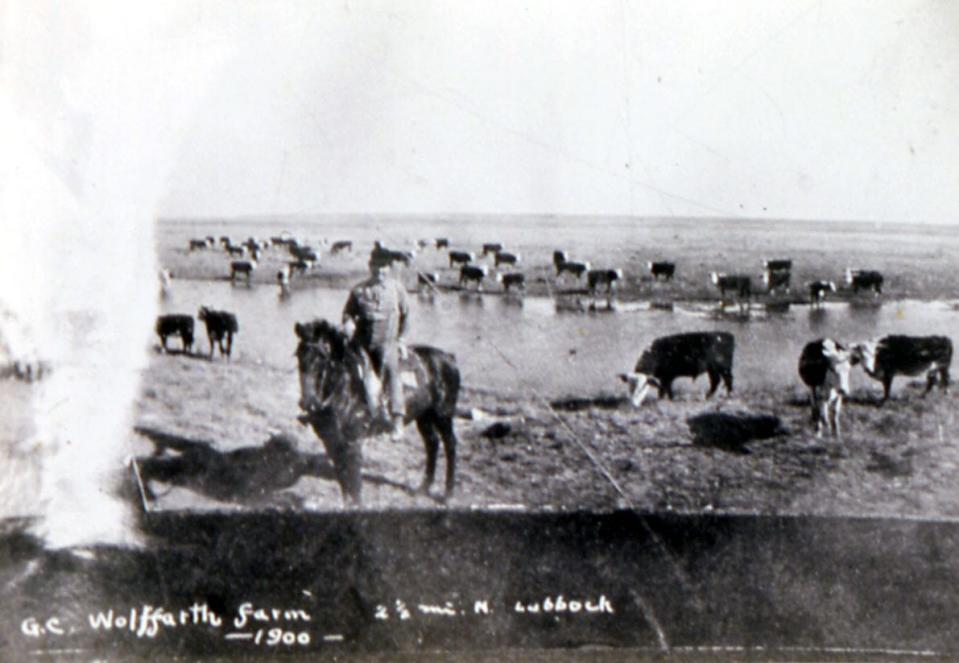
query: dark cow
[
  {"left": 647, "top": 261, "right": 675, "bottom": 281},
  {"left": 449, "top": 250, "right": 475, "bottom": 268},
  {"left": 198, "top": 307, "right": 239, "bottom": 359},
  {"left": 553, "top": 250, "right": 570, "bottom": 275},
  {"left": 155, "top": 314, "right": 194, "bottom": 353},
  {"left": 853, "top": 335, "right": 952, "bottom": 403},
  {"left": 557, "top": 260, "right": 590, "bottom": 279},
  {"left": 496, "top": 272, "right": 526, "bottom": 292},
  {"left": 435, "top": 238, "right": 450, "bottom": 250},
  {"left": 459, "top": 264, "right": 488, "bottom": 290},
  {"left": 230, "top": 259, "right": 256, "bottom": 282},
  {"left": 587, "top": 268, "right": 623, "bottom": 293},
  {"left": 417, "top": 271, "right": 439, "bottom": 291},
  {"left": 227, "top": 245, "right": 247, "bottom": 257},
  {"left": 710, "top": 273, "right": 752, "bottom": 300},
  {"left": 482, "top": 242, "right": 503, "bottom": 256},
  {"left": 618, "top": 331, "right": 735, "bottom": 406},
  {"left": 798, "top": 339, "right": 856, "bottom": 438},
  {"left": 189, "top": 238, "right": 211, "bottom": 251},
  {"left": 809, "top": 280, "right": 836, "bottom": 307},
  {"left": 289, "top": 259, "right": 313, "bottom": 276},
  {"left": 846, "top": 268, "right": 884, "bottom": 295},
  {"left": 763, "top": 268, "right": 791, "bottom": 293},
  {"left": 494, "top": 250, "right": 521, "bottom": 267},
  {"left": 388, "top": 249, "right": 415, "bottom": 266},
  {"left": 291, "top": 245, "right": 319, "bottom": 262},
  {"left": 763, "top": 259, "right": 792, "bottom": 272},
  {"left": 330, "top": 240, "right": 353, "bottom": 254}
]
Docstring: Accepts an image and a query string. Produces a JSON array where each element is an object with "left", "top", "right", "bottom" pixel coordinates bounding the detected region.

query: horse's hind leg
[
  {"left": 415, "top": 417, "right": 440, "bottom": 495},
  {"left": 435, "top": 416, "right": 458, "bottom": 499}
]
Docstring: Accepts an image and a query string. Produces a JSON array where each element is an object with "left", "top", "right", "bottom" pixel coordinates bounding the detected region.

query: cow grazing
[
  {"left": 809, "top": 280, "right": 836, "bottom": 307},
  {"left": 557, "top": 260, "right": 591, "bottom": 279},
  {"left": 155, "top": 314, "right": 194, "bottom": 353},
  {"left": 496, "top": 272, "right": 526, "bottom": 292},
  {"left": 449, "top": 250, "right": 475, "bottom": 267},
  {"left": 853, "top": 335, "right": 952, "bottom": 403},
  {"left": 647, "top": 261, "right": 675, "bottom": 281},
  {"left": 846, "top": 268, "right": 884, "bottom": 295},
  {"left": 435, "top": 238, "right": 450, "bottom": 250},
  {"left": 798, "top": 338, "right": 855, "bottom": 438},
  {"left": 553, "top": 250, "right": 570, "bottom": 275},
  {"left": 198, "top": 307, "right": 239, "bottom": 359},
  {"left": 618, "top": 331, "right": 735, "bottom": 406},
  {"left": 459, "top": 264, "right": 489, "bottom": 290},
  {"left": 494, "top": 250, "right": 521, "bottom": 267},
  {"left": 482, "top": 242, "right": 503, "bottom": 256},
  {"left": 587, "top": 268, "right": 623, "bottom": 293},
  {"left": 710, "top": 273, "right": 752, "bottom": 301},
  {"left": 330, "top": 240, "right": 353, "bottom": 254},
  {"left": 230, "top": 259, "right": 257, "bottom": 282}
]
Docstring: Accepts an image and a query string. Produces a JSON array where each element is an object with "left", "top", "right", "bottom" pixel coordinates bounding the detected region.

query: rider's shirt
[{"left": 343, "top": 276, "right": 410, "bottom": 349}]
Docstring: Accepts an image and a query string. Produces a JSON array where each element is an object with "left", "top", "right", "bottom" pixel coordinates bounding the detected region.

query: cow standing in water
[
  {"left": 198, "top": 307, "right": 239, "bottom": 359},
  {"left": 798, "top": 339, "right": 855, "bottom": 438}
]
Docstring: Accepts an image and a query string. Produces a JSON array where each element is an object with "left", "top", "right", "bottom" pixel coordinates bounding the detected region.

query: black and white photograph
[{"left": 2, "top": 1, "right": 959, "bottom": 659}]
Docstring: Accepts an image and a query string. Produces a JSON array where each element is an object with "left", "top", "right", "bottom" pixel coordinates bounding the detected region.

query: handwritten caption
[{"left": 374, "top": 595, "right": 614, "bottom": 621}]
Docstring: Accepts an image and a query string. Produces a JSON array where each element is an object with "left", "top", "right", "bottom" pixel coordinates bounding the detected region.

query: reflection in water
[{"left": 808, "top": 307, "right": 829, "bottom": 330}]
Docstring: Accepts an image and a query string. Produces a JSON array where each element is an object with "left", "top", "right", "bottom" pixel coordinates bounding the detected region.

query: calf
[
  {"left": 435, "top": 238, "right": 450, "bottom": 250},
  {"left": 853, "top": 335, "right": 952, "bottom": 403},
  {"left": 155, "top": 314, "right": 194, "bottom": 353},
  {"left": 846, "top": 268, "right": 884, "bottom": 295},
  {"left": 587, "top": 268, "right": 623, "bottom": 293},
  {"left": 798, "top": 339, "right": 855, "bottom": 438},
  {"left": 557, "top": 260, "right": 591, "bottom": 280},
  {"left": 230, "top": 259, "right": 257, "bottom": 282},
  {"left": 330, "top": 240, "right": 353, "bottom": 254},
  {"left": 494, "top": 250, "right": 521, "bottom": 267},
  {"left": 647, "top": 261, "right": 675, "bottom": 281},
  {"left": 710, "top": 273, "right": 752, "bottom": 300},
  {"left": 198, "top": 307, "right": 239, "bottom": 359},
  {"left": 459, "top": 264, "right": 489, "bottom": 290},
  {"left": 809, "top": 280, "right": 836, "bottom": 307},
  {"left": 482, "top": 242, "right": 503, "bottom": 256},
  {"left": 618, "top": 331, "right": 735, "bottom": 406},
  {"left": 496, "top": 272, "right": 526, "bottom": 292},
  {"left": 449, "top": 250, "right": 475, "bottom": 267},
  {"left": 553, "top": 250, "right": 570, "bottom": 275}
]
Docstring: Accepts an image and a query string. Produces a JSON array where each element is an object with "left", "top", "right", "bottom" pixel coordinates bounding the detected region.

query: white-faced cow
[
  {"left": 198, "top": 307, "right": 239, "bottom": 359},
  {"left": 494, "top": 250, "right": 521, "bottom": 267},
  {"left": 618, "top": 331, "right": 735, "bottom": 406},
  {"left": 647, "top": 261, "right": 675, "bottom": 281},
  {"left": 449, "top": 250, "right": 475, "bottom": 268},
  {"left": 553, "top": 250, "right": 570, "bottom": 275},
  {"left": 846, "top": 268, "right": 884, "bottom": 295},
  {"left": 853, "top": 335, "right": 952, "bottom": 404},
  {"left": 459, "top": 264, "right": 488, "bottom": 290},
  {"left": 808, "top": 280, "right": 836, "bottom": 307},
  {"left": 762, "top": 260, "right": 792, "bottom": 294},
  {"left": 798, "top": 338, "right": 856, "bottom": 438},
  {"left": 230, "top": 259, "right": 257, "bottom": 282},
  {"left": 587, "top": 268, "right": 623, "bottom": 293},
  {"left": 155, "top": 314, "right": 194, "bottom": 353}
]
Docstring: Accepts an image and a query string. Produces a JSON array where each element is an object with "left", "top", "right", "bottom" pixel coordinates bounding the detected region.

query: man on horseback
[{"left": 342, "top": 246, "right": 411, "bottom": 440}]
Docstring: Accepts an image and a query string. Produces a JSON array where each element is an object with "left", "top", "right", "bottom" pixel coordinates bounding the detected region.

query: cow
[
  {"left": 291, "top": 245, "right": 319, "bottom": 262},
  {"left": 482, "top": 242, "right": 503, "bottom": 256},
  {"left": 459, "top": 264, "right": 489, "bottom": 290},
  {"left": 496, "top": 272, "right": 526, "bottom": 292},
  {"left": 557, "top": 260, "right": 591, "bottom": 280},
  {"left": 710, "top": 273, "right": 752, "bottom": 301},
  {"left": 227, "top": 245, "right": 247, "bottom": 257},
  {"left": 289, "top": 259, "right": 313, "bottom": 275},
  {"left": 277, "top": 266, "right": 291, "bottom": 285},
  {"left": 798, "top": 338, "right": 856, "bottom": 438},
  {"left": 330, "top": 240, "right": 353, "bottom": 254},
  {"left": 587, "top": 268, "right": 623, "bottom": 293},
  {"left": 846, "top": 268, "right": 884, "bottom": 295},
  {"left": 387, "top": 249, "right": 415, "bottom": 266},
  {"left": 494, "top": 250, "right": 521, "bottom": 267},
  {"left": 198, "top": 307, "right": 239, "bottom": 359},
  {"left": 647, "top": 261, "right": 675, "bottom": 281},
  {"left": 230, "top": 259, "right": 257, "bottom": 282},
  {"left": 809, "top": 280, "right": 836, "bottom": 307},
  {"left": 763, "top": 268, "right": 791, "bottom": 293},
  {"left": 763, "top": 259, "right": 792, "bottom": 272},
  {"left": 553, "top": 250, "right": 570, "bottom": 275},
  {"left": 853, "top": 335, "right": 952, "bottom": 404},
  {"left": 189, "top": 238, "right": 211, "bottom": 251},
  {"left": 618, "top": 332, "right": 735, "bottom": 406},
  {"left": 435, "top": 238, "right": 450, "bottom": 250},
  {"left": 449, "top": 250, "right": 475, "bottom": 267},
  {"left": 155, "top": 314, "right": 194, "bottom": 353},
  {"left": 417, "top": 271, "right": 440, "bottom": 291}
]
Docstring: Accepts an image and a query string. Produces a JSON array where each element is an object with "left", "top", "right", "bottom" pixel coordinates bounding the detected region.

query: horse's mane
[{"left": 294, "top": 318, "right": 356, "bottom": 361}]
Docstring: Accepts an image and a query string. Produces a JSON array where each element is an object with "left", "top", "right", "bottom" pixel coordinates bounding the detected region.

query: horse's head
[{"left": 294, "top": 319, "right": 355, "bottom": 413}]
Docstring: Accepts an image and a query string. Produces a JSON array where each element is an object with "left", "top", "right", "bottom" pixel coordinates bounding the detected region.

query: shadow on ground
[{"left": 686, "top": 411, "right": 788, "bottom": 454}]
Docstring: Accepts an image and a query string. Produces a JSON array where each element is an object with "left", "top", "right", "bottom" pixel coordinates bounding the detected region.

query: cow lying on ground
[
  {"left": 647, "top": 261, "right": 675, "bottom": 281},
  {"left": 618, "top": 331, "right": 735, "bottom": 406},
  {"left": 198, "top": 307, "right": 239, "bottom": 359},
  {"left": 156, "top": 314, "right": 194, "bottom": 353},
  {"left": 809, "top": 280, "right": 836, "bottom": 307},
  {"left": 459, "top": 264, "right": 488, "bottom": 290},
  {"left": 798, "top": 338, "right": 855, "bottom": 438},
  {"left": 853, "top": 335, "right": 952, "bottom": 403},
  {"left": 587, "top": 268, "right": 623, "bottom": 293},
  {"left": 846, "top": 268, "right": 884, "bottom": 295}
]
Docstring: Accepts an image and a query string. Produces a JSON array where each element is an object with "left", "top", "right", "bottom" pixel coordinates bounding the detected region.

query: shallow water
[{"left": 161, "top": 281, "right": 959, "bottom": 399}]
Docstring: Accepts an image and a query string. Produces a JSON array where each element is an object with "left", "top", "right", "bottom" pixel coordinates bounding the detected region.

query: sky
[{"left": 150, "top": 1, "right": 959, "bottom": 224}]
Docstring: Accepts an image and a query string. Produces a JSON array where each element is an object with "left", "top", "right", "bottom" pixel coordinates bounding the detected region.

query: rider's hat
[{"left": 369, "top": 246, "right": 391, "bottom": 267}]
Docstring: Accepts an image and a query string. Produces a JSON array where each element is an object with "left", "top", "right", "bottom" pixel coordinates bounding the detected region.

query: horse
[{"left": 294, "top": 319, "right": 460, "bottom": 505}]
